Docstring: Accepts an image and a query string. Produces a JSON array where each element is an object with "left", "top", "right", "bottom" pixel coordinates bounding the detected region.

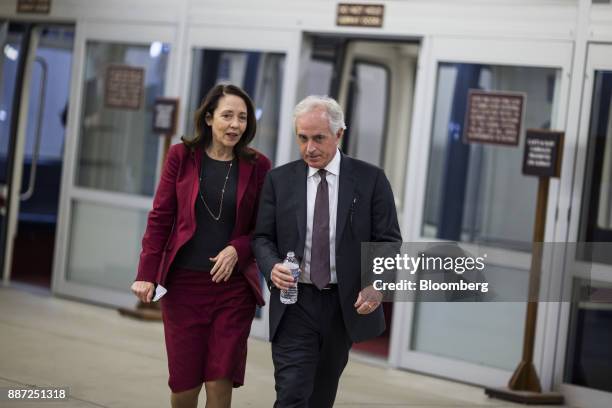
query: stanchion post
[{"left": 485, "top": 130, "right": 565, "bottom": 404}]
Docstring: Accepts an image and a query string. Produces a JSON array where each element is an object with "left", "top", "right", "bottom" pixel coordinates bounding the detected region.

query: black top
[{"left": 172, "top": 153, "right": 238, "bottom": 271}]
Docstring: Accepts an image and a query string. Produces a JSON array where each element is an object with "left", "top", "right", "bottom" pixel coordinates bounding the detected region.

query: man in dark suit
[{"left": 252, "top": 95, "right": 401, "bottom": 408}]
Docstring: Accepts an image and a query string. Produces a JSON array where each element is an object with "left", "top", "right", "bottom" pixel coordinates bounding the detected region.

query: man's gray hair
[{"left": 293, "top": 95, "right": 347, "bottom": 135}]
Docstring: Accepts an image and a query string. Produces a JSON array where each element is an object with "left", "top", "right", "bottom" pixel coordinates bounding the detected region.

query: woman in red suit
[{"left": 131, "top": 84, "right": 271, "bottom": 408}]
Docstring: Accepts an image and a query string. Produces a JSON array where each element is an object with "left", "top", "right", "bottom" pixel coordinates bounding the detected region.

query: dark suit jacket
[
  {"left": 252, "top": 153, "right": 402, "bottom": 342},
  {"left": 136, "top": 143, "right": 271, "bottom": 306}
]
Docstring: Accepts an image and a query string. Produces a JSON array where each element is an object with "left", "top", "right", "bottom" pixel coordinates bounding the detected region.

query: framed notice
[
  {"left": 153, "top": 98, "right": 179, "bottom": 135},
  {"left": 104, "top": 65, "right": 145, "bottom": 110},
  {"left": 337, "top": 3, "right": 384, "bottom": 27},
  {"left": 522, "top": 129, "right": 564, "bottom": 178},
  {"left": 17, "top": 0, "right": 51, "bottom": 14},
  {"left": 464, "top": 90, "right": 525, "bottom": 146}
]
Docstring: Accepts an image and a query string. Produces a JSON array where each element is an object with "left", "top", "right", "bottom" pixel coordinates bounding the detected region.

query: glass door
[
  {"left": 393, "top": 36, "right": 573, "bottom": 387},
  {"left": 0, "top": 20, "right": 24, "bottom": 286},
  {"left": 297, "top": 36, "right": 420, "bottom": 357},
  {"left": 297, "top": 36, "right": 418, "bottom": 217},
  {"left": 0, "top": 22, "right": 74, "bottom": 289},
  {"left": 554, "top": 43, "right": 612, "bottom": 408},
  {"left": 52, "top": 21, "right": 177, "bottom": 306},
  {"left": 181, "top": 25, "right": 298, "bottom": 339}
]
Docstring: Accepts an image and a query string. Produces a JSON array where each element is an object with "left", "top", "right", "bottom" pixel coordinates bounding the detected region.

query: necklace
[{"left": 198, "top": 154, "right": 233, "bottom": 221}]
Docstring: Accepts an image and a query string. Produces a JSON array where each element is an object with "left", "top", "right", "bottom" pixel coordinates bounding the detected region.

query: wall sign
[
  {"left": 17, "top": 0, "right": 51, "bottom": 14},
  {"left": 337, "top": 3, "right": 384, "bottom": 28},
  {"left": 153, "top": 98, "right": 179, "bottom": 135},
  {"left": 522, "top": 129, "right": 564, "bottom": 178},
  {"left": 464, "top": 90, "right": 525, "bottom": 146},
  {"left": 104, "top": 65, "right": 145, "bottom": 110}
]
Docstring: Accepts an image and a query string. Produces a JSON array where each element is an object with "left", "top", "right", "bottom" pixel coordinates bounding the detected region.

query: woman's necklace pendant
[{"left": 199, "top": 159, "right": 233, "bottom": 222}]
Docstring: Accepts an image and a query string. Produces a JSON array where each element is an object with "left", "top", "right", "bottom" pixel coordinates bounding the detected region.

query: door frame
[
  {"left": 1, "top": 22, "right": 34, "bottom": 286},
  {"left": 52, "top": 21, "right": 179, "bottom": 307},
  {"left": 183, "top": 24, "right": 300, "bottom": 166},
  {"left": 337, "top": 39, "right": 419, "bottom": 215},
  {"left": 390, "top": 35, "right": 574, "bottom": 388},
  {"left": 183, "top": 24, "right": 301, "bottom": 339},
  {"left": 0, "top": 23, "right": 53, "bottom": 287},
  {"left": 552, "top": 42, "right": 612, "bottom": 408}
]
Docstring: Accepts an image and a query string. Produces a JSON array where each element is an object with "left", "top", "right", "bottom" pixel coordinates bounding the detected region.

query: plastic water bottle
[{"left": 280, "top": 251, "right": 300, "bottom": 304}]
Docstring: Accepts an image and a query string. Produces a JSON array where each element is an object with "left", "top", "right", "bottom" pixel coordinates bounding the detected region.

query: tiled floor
[{"left": 0, "top": 287, "right": 571, "bottom": 408}]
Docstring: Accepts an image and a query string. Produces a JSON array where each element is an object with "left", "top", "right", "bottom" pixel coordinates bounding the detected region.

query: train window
[
  {"left": 422, "top": 63, "right": 559, "bottom": 250},
  {"left": 297, "top": 37, "right": 417, "bottom": 211},
  {"left": 344, "top": 61, "right": 389, "bottom": 168},
  {"left": 299, "top": 59, "right": 333, "bottom": 98},
  {"left": 185, "top": 49, "right": 285, "bottom": 164},
  {"left": 75, "top": 40, "right": 170, "bottom": 196},
  {"left": 578, "top": 71, "right": 612, "bottom": 264},
  {"left": 296, "top": 35, "right": 342, "bottom": 99},
  {"left": 295, "top": 44, "right": 335, "bottom": 161},
  {"left": 22, "top": 27, "right": 73, "bottom": 162}
]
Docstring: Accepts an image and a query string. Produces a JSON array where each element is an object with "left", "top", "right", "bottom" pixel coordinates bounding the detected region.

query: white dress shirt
[{"left": 300, "top": 149, "right": 340, "bottom": 284}]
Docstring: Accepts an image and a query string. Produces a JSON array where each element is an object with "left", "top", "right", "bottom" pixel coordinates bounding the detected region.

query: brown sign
[
  {"left": 153, "top": 98, "right": 179, "bottom": 135},
  {"left": 17, "top": 0, "right": 51, "bottom": 13},
  {"left": 464, "top": 90, "right": 525, "bottom": 146},
  {"left": 522, "top": 129, "right": 564, "bottom": 178},
  {"left": 337, "top": 3, "right": 384, "bottom": 28},
  {"left": 104, "top": 65, "right": 145, "bottom": 110}
]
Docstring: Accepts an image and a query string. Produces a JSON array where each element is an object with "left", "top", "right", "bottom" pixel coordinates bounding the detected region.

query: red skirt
[{"left": 160, "top": 267, "right": 256, "bottom": 392}]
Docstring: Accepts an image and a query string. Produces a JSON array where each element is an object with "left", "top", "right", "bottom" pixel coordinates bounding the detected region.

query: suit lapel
[
  {"left": 295, "top": 161, "right": 307, "bottom": 258},
  {"left": 336, "top": 153, "right": 355, "bottom": 246}
]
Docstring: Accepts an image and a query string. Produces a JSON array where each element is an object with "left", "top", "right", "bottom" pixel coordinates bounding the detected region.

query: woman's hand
[
  {"left": 210, "top": 245, "right": 238, "bottom": 282},
  {"left": 131, "top": 281, "right": 155, "bottom": 303}
]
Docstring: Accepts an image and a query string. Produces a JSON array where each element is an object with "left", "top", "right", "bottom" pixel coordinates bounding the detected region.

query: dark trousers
[{"left": 272, "top": 284, "right": 352, "bottom": 408}]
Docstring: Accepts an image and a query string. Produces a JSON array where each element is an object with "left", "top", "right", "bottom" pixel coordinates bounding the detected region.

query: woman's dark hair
[{"left": 182, "top": 84, "right": 257, "bottom": 162}]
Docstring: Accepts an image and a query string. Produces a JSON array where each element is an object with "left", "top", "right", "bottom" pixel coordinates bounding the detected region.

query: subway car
[{"left": 0, "top": 1, "right": 611, "bottom": 407}]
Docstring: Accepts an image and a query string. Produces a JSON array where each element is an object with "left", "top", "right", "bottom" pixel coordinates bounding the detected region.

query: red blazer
[{"left": 136, "top": 143, "right": 271, "bottom": 306}]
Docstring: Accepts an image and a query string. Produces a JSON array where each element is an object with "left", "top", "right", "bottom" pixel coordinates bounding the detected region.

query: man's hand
[
  {"left": 271, "top": 263, "right": 296, "bottom": 291},
  {"left": 131, "top": 281, "right": 155, "bottom": 303},
  {"left": 354, "top": 285, "right": 383, "bottom": 315},
  {"left": 210, "top": 245, "right": 238, "bottom": 282}
]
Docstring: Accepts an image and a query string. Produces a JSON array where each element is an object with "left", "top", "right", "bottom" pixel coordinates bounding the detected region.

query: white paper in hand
[{"left": 152, "top": 284, "right": 167, "bottom": 302}]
